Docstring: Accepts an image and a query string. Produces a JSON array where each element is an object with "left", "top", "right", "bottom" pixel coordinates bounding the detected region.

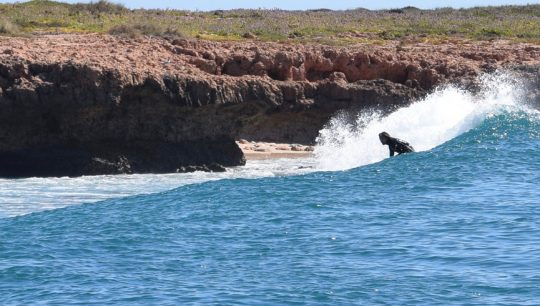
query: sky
[{"left": 2, "top": 0, "right": 539, "bottom": 10}]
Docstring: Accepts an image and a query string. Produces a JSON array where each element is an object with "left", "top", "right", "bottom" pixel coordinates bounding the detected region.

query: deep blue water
[{"left": 1, "top": 110, "right": 540, "bottom": 305}]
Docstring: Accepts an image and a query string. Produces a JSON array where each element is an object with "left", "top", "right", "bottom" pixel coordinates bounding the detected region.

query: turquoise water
[{"left": 1, "top": 77, "right": 540, "bottom": 304}]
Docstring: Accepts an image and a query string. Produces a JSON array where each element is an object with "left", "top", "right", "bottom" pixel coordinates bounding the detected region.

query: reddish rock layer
[{"left": 4, "top": 34, "right": 539, "bottom": 86}]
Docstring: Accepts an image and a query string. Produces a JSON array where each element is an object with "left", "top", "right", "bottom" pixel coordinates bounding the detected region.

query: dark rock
[
  {"left": 0, "top": 139, "right": 243, "bottom": 178},
  {"left": 175, "top": 163, "right": 226, "bottom": 173},
  {"left": 242, "top": 32, "right": 256, "bottom": 39},
  {"left": 182, "top": 166, "right": 199, "bottom": 173},
  {"left": 207, "top": 163, "right": 227, "bottom": 172}
]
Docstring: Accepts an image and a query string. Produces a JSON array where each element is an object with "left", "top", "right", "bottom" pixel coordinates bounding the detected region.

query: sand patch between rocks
[{"left": 236, "top": 140, "right": 314, "bottom": 160}]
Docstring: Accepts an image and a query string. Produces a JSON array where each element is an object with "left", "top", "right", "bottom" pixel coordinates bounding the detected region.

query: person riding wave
[{"left": 378, "top": 132, "right": 414, "bottom": 157}]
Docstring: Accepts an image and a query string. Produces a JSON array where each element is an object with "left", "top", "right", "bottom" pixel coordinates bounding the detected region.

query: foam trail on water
[
  {"left": 314, "top": 72, "right": 527, "bottom": 171},
  {"left": 0, "top": 158, "right": 317, "bottom": 218}
]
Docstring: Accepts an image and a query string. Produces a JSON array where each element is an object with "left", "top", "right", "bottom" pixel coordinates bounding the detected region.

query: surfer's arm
[{"left": 389, "top": 148, "right": 395, "bottom": 157}]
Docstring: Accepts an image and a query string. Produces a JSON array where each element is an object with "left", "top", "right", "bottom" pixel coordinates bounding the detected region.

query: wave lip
[{"left": 314, "top": 72, "right": 533, "bottom": 171}]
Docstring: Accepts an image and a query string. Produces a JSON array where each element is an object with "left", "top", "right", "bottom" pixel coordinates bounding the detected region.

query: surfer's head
[{"left": 379, "top": 132, "right": 390, "bottom": 145}]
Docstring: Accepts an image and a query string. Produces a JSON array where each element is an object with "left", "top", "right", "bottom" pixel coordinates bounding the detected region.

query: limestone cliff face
[{"left": 0, "top": 34, "right": 538, "bottom": 177}]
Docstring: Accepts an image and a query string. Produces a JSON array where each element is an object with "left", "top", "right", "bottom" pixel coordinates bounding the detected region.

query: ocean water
[{"left": 1, "top": 73, "right": 540, "bottom": 305}]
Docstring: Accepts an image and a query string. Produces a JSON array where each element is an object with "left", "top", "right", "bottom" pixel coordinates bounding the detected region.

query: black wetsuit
[{"left": 386, "top": 137, "right": 415, "bottom": 157}]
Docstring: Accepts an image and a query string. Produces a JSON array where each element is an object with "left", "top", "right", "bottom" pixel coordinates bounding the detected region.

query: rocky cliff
[{"left": 0, "top": 34, "right": 538, "bottom": 177}]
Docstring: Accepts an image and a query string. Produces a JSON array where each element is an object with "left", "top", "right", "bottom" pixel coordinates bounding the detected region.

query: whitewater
[{"left": 314, "top": 72, "right": 535, "bottom": 170}]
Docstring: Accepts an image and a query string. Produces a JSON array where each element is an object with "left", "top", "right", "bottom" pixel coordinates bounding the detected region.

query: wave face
[{"left": 314, "top": 72, "right": 530, "bottom": 171}]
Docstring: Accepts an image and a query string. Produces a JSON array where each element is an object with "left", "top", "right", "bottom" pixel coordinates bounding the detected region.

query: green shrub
[
  {"left": 163, "top": 27, "right": 186, "bottom": 39},
  {"left": 72, "top": 0, "right": 127, "bottom": 15},
  {"left": 479, "top": 28, "right": 504, "bottom": 37},
  {"left": 108, "top": 24, "right": 140, "bottom": 38},
  {"left": 108, "top": 23, "right": 185, "bottom": 39},
  {"left": 0, "top": 19, "right": 19, "bottom": 35}
]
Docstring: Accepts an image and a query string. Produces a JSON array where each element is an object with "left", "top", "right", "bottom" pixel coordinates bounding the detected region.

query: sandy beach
[{"left": 236, "top": 140, "right": 314, "bottom": 160}]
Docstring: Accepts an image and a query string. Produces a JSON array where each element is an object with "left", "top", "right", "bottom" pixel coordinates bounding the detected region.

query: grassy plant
[
  {"left": 108, "top": 23, "right": 185, "bottom": 39},
  {"left": 108, "top": 24, "right": 139, "bottom": 38},
  {"left": 0, "top": 18, "right": 19, "bottom": 34},
  {"left": 71, "top": 0, "right": 127, "bottom": 15},
  {"left": 0, "top": 1, "right": 538, "bottom": 44}
]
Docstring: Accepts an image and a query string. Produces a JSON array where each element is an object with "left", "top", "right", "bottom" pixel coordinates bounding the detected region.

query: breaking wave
[{"left": 314, "top": 72, "right": 535, "bottom": 171}]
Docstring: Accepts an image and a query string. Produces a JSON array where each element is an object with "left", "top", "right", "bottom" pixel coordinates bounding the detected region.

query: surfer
[{"left": 378, "top": 132, "right": 414, "bottom": 157}]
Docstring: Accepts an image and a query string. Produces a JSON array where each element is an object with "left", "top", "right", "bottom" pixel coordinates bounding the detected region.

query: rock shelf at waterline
[{"left": 0, "top": 34, "right": 538, "bottom": 177}]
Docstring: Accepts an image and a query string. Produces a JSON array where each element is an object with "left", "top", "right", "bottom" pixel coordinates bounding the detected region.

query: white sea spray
[{"left": 314, "top": 72, "right": 530, "bottom": 171}]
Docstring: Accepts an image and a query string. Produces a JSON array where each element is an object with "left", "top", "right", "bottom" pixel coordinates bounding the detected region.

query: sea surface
[{"left": 1, "top": 73, "right": 540, "bottom": 305}]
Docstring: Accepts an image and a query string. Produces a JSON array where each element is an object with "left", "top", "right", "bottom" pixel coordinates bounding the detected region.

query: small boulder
[
  {"left": 184, "top": 166, "right": 199, "bottom": 173},
  {"left": 207, "top": 163, "right": 226, "bottom": 172},
  {"left": 328, "top": 72, "right": 348, "bottom": 84}
]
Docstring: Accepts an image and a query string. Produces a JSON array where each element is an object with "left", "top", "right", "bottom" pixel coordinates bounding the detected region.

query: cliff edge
[{"left": 0, "top": 34, "right": 538, "bottom": 177}]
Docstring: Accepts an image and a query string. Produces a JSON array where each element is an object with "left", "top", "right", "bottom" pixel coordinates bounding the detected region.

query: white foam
[
  {"left": 0, "top": 158, "right": 317, "bottom": 218},
  {"left": 314, "top": 72, "right": 527, "bottom": 171}
]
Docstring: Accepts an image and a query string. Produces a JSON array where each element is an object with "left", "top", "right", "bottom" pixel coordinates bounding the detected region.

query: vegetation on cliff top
[{"left": 0, "top": 0, "right": 539, "bottom": 44}]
